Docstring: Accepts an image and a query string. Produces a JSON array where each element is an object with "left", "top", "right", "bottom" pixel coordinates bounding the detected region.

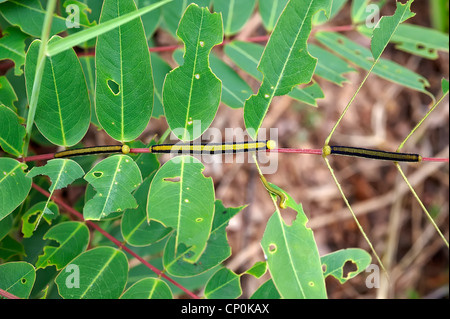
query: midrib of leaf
[
  {"left": 228, "top": 43, "right": 260, "bottom": 67},
  {"left": 225, "top": 0, "right": 235, "bottom": 35},
  {"left": 206, "top": 271, "right": 239, "bottom": 297},
  {"left": 222, "top": 84, "right": 245, "bottom": 105},
  {"left": 38, "top": 223, "right": 84, "bottom": 266},
  {"left": 49, "top": 57, "right": 67, "bottom": 146},
  {"left": 183, "top": 10, "right": 205, "bottom": 140},
  {"left": 6, "top": 267, "right": 34, "bottom": 292},
  {"left": 0, "top": 42, "right": 24, "bottom": 57},
  {"left": 147, "top": 279, "right": 158, "bottom": 298},
  {"left": 0, "top": 162, "right": 22, "bottom": 184},
  {"left": 0, "top": 136, "right": 19, "bottom": 155},
  {"left": 79, "top": 250, "right": 119, "bottom": 299},
  {"left": 101, "top": 156, "right": 123, "bottom": 216},
  {"left": 118, "top": 3, "right": 125, "bottom": 142},
  {"left": 268, "top": 0, "right": 280, "bottom": 30},
  {"left": 175, "top": 158, "right": 186, "bottom": 254},
  {"left": 271, "top": 0, "right": 313, "bottom": 97}
]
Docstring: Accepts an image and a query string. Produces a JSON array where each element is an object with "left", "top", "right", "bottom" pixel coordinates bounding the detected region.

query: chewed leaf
[
  {"left": 0, "top": 158, "right": 31, "bottom": 221},
  {"left": 371, "top": 0, "right": 415, "bottom": 61},
  {"left": 0, "top": 261, "right": 36, "bottom": 299},
  {"left": 204, "top": 267, "right": 242, "bottom": 299},
  {"left": 21, "top": 201, "right": 59, "bottom": 238},
  {"left": 36, "top": 221, "right": 89, "bottom": 270},
  {"left": 163, "top": 4, "right": 223, "bottom": 141},
  {"left": 244, "top": 0, "right": 332, "bottom": 139},
  {"left": 95, "top": 0, "right": 153, "bottom": 142},
  {"left": 0, "top": 27, "right": 28, "bottom": 76},
  {"left": 147, "top": 156, "right": 215, "bottom": 264},
  {"left": 84, "top": 155, "right": 142, "bottom": 220},
  {"left": 321, "top": 248, "right": 372, "bottom": 284},
  {"left": 261, "top": 189, "right": 327, "bottom": 299},
  {"left": 27, "top": 159, "right": 85, "bottom": 192},
  {"left": 244, "top": 261, "right": 267, "bottom": 279}
]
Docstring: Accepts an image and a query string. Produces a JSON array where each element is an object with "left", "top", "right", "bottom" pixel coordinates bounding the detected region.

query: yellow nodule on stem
[
  {"left": 266, "top": 140, "right": 276, "bottom": 150},
  {"left": 322, "top": 145, "right": 331, "bottom": 157},
  {"left": 121, "top": 145, "right": 130, "bottom": 154}
]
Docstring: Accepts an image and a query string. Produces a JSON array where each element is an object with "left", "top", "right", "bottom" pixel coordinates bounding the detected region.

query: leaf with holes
[
  {"left": 120, "top": 278, "right": 173, "bottom": 299},
  {"left": 147, "top": 156, "right": 215, "bottom": 263},
  {"left": 261, "top": 190, "right": 327, "bottom": 299},
  {"left": 204, "top": 267, "right": 241, "bottom": 299},
  {"left": 370, "top": 0, "right": 415, "bottom": 61},
  {"left": 0, "top": 27, "right": 28, "bottom": 76},
  {"left": 95, "top": 0, "right": 153, "bottom": 142},
  {"left": 0, "top": 104, "right": 26, "bottom": 157},
  {"left": 0, "top": 261, "right": 35, "bottom": 298},
  {"left": 214, "top": 0, "right": 256, "bottom": 36},
  {"left": 26, "top": 158, "right": 85, "bottom": 222},
  {"left": 0, "top": 158, "right": 31, "bottom": 221},
  {"left": 35, "top": 221, "right": 90, "bottom": 270},
  {"left": 243, "top": 0, "right": 332, "bottom": 139},
  {"left": 162, "top": 4, "right": 223, "bottom": 141},
  {"left": 55, "top": 247, "right": 128, "bottom": 299},
  {"left": 163, "top": 200, "right": 243, "bottom": 276},
  {"left": 24, "top": 36, "right": 91, "bottom": 147},
  {"left": 321, "top": 248, "right": 372, "bottom": 284},
  {"left": 83, "top": 155, "right": 142, "bottom": 220},
  {"left": 21, "top": 201, "right": 59, "bottom": 238}
]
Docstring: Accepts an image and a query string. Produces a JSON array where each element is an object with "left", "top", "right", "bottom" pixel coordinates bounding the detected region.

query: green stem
[
  {"left": 24, "top": 0, "right": 58, "bottom": 157},
  {"left": 396, "top": 163, "right": 449, "bottom": 248},
  {"left": 397, "top": 89, "right": 449, "bottom": 151}
]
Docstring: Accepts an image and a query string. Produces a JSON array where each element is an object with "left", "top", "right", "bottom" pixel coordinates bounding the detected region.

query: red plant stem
[
  {"left": 422, "top": 157, "right": 449, "bottom": 163},
  {"left": 31, "top": 183, "right": 200, "bottom": 299},
  {"left": 129, "top": 148, "right": 151, "bottom": 153},
  {"left": 18, "top": 153, "right": 55, "bottom": 163},
  {"left": 268, "top": 148, "right": 323, "bottom": 155},
  {"left": 0, "top": 288, "right": 20, "bottom": 299}
]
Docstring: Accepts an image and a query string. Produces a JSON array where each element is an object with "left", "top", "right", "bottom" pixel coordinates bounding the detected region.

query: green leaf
[
  {"left": 0, "top": 235, "right": 25, "bottom": 261},
  {"left": 0, "top": 104, "right": 25, "bottom": 157},
  {"left": 261, "top": 190, "right": 327, "bottom": 299},
  {"left": 161, "top": 0, "right": 210, "bottom": 38},
  {"left": 24, "top": 36, "right": 91, "bottom": 147},
  {"left": 147, "top": 156, "right": 215, "bottom": 263},
  {"left": 0, "top": 0, "right": 68, "bottom": 37},
  {"left": 204, "top": 267, "right": 241, "bottom": 299},
  {"left": 244, "top": 261, "right": 267, "bottom": 279},
  {"left": 371, "top": 0, "right": 415, "bottom": 61},
  {"left": 172, "top": 49, "right": 252, "bottom": 109},
  {"left": 0, "top": 261, "right": 35, "bottom": 299},
  {"left": 390, "top": 24, "right": 450, "bottom": 60},
  {"left": 224, "top": 41, "right": 324, "bottom": 107},
  {"left": 315, "top": 32, "right": 434, "bottom": 101},
  {"left": 0, "top": 76, "right": 18, "bottom": 112},
  {"left": 55, "top": 247, "right": 128, "bottom": 299},
  {"left": 351, "top": 0, "right": 371, "bottom": 24},
  {"left": 95, "top": 0, "right": 154, "bottom": 142},
  {"left": 258, "top": 0, "right": 289, "bottom": 32},
  {"left": 151, "top": 53, "right": 171, "bottom": 118},
  {"left": 442, "top": 78, "right": 449, "bottom": 94},
  {"left": 0, "top": 27, "right": 28, "bottom": 76},
  {"left": 163, "top": 200, "right": 243, "bottom": 276},
  {"left": 120, "top": 278, "right": 173, "bottom": 299},
  {"left": 308, "top": 44, "right": 356, "bottom": 86},
  {"left": 250, "top": 279, "right": 281, "bottom": 299},
  {"left": 121, "top": 176, "right": 171, "bottom": 246},
  {"left": 135, "top": 0, "right": 163, "bottom": 40},
  {"left": 214, "top": 0, "right": 256, "bottom": 36},
  {"left": 79, "top": 55, "right": 99, "bottom": 126},
  {"left": 0, "top": 158, "right": 31, "bottom": 221},
  {"left": 21, "top": 201, "right": 59, "bottom": 238},
  {"left": 84, "top": 155, "right": 143, "bottom": 220},
  {"left": 243, "top": 0, "right": 332, "bottom": 138},
  {"left": 321, "top": 248, "right": 372, "bottom": 284},
  {"left": 46, "top": 0, "right": 172, "bottom": 56},
  {"left": 35, "top": 222, "right": 90, "bottom": 270},
  {"left": 313, "top": 0, "right": 346, "bottom": 25},
  {"left": 163, "top": 4, "right": 223, "bottom": 141}
]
